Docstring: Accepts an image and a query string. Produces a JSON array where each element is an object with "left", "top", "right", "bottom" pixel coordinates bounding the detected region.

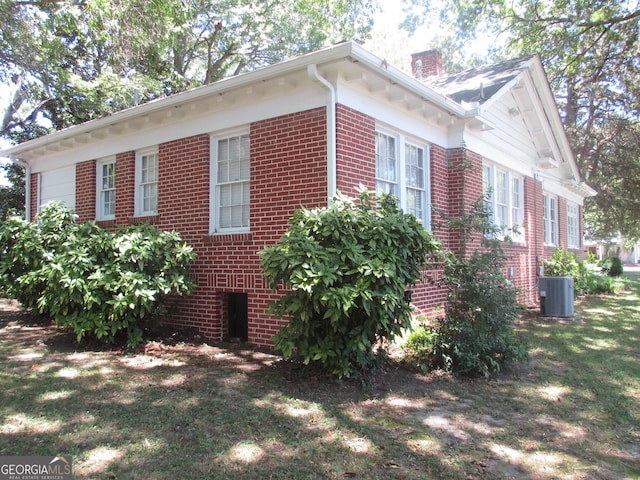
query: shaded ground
[{"left": 1, "top": 291, "right": 639, "bottom": 479}]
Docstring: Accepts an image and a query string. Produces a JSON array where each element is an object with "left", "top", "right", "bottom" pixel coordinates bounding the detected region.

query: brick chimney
[{"left": 411, "top": 50, "right": 443, "bottom": 80}]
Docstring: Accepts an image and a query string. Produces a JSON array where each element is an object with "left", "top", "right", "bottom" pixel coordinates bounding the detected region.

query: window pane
[
  {"left": 406, "top": 188, "right": 424, "bottom": 218},
  {"left": 103, "top": 190, "right": 115, "bottom": 217},
  {"left": 102, "top": 163, "right": 115, "bottom": 190},
  {"left": 218, "top": 160, "right": 229, "bottom": 183},
  {"left": 544, "top": 194, "right": 558, "bottom": 245},
  {"left": 375, "top": 133, "right": 397, "bottom": 196},
  {"left": 405, "top": 143, "right": 426, "bottom": 222},
  {"left": 496, "top": 170, "right": 508, "bottom": 226},
  {"left": 141, "top": 154, "right": 158, "bottom": 183},
  {"left": 482, "top": 165, "right": 491, "bottom": 195},
  {"left": 569, "top": 205, "right": 579, "bottom": 248},
  {"left": 405, "top": 144, "right": 424, "bottom": 188},
  {"left": 143, "top": 183, "right": 158, "bottom": 212},
  {"left": 511, "top": 177, "right": 524, "bottom": 240},
  {"left": 99, "top": 161, "right": 116, "bottom": 219}
]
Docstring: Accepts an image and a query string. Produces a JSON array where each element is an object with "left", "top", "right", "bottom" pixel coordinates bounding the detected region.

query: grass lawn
[{"left": 1, "top": 273, "right": 639, "bottom": 479}]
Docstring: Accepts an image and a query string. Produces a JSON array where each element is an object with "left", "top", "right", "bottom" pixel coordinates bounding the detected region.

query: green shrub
[
  {"left": 0, "top": 202, "right": 196, "bottom": 346},
  {"left": 576, "top": 263, "right": 617, "bottom": 295},
  {"left": 544, "top": 248, "right": 580, "bottom": 278},
  {"left": 429, "top": 198, "right": 528, "bottom": 376},
  {"left": 600, "top": 256, "right": 624, "bottom": 277},
  {"left": 259, "top": 190, "right": 441, "bottom": 378},
  {"left": 403, "top": 324, "right": 438, "bottom": 372},
  {"left": 542, "top": 249, "right": 617, "bottom": 295}
]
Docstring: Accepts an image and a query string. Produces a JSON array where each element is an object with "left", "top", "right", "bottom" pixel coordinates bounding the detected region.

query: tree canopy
[
  {"left": 0, "top": 162, "right": 25, "bottom": 220},
  {"left": 0, "top": 0, "right": 375, "bottom": 143},
  {"left": 404, "top": 0, "right": 640, "bottom": 242}
]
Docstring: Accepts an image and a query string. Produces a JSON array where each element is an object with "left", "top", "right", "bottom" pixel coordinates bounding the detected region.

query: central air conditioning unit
[{"left": 539, "top": 276, "right": 574, "bottom": 317}]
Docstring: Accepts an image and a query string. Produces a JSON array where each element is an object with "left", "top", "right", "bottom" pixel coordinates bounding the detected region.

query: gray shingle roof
[{"left": 427, "top": 55, "right": 536, "bottom": 104}]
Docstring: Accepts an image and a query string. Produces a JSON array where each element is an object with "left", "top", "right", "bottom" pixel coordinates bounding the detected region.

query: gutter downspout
[
  {"left": 9, "top": 156, "right": 31, "bottom": 221},
  {"left": 307, "top": 64, "right": 336, "bottom": 204}
]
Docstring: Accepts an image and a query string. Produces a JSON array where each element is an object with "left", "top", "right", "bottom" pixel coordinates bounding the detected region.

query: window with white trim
[
  {"left": 482, "top": 163, "right": 524, "bottom": 241},
  {"left": 375, "top": 132, "right": 397, "bottom": 196},
  {"left": 97, "top": 158, "right": 116, "bottom": 220},
  {"left": 567, "top": 203, "right": 580, "bottom": 248},
  {"left": 543, "top": 193, "right": 558, "bottom": 245},
  {"left": 135, "top": 149, "right": 158, "bottom": 216},
  {"left": 375, "top": 129, "right": 431, "bottom": 229},
  {"left": 211, "top": 132, "right": 250, "bottom": 233},
  {"left": 405, "top": 143, "right": 427, "bottom": 221}
]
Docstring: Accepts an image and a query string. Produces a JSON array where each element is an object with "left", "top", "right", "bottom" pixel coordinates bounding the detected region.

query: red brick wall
[
  {"left": 138, "top": 108, "right": 329, "bottom": 345},
  {"left": 251, "top": 107, "right": 328, "bottom": 243},
  {"left": 75, "top": 160, "right": 96, "bottom": 223},
  {"left": 447, "top": 147, "right": 484, "bottom": 256},
  {"left": 30, "top": 173, "right": 38, "bottom": 221},
  {"left": 336, "top": 104, "right": 376, "bottom": 195}
]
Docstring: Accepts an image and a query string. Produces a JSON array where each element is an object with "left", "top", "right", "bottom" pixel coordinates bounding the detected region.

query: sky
[{"left": 0, "top": 0, "right": 439, "bottom": 188}]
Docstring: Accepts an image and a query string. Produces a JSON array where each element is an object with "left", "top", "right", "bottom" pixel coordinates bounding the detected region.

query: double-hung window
[
  {"left": 97, "top": 158, "right": 116, "bottom": 220},
  {"left": 405, "top": 143, "right": 427, "bottom": 221},
  {"left": 211, "top": 132, "right": 250, "bottom": 233},
  {"left": 567, "top": 202, "right": 580, "bottom": 248},
  {"left": 483, "top": 163, "right": 524, "bottom": 241},
  {"left": 135, "top": 149, "right": 158, "bottom": 216},
  {"left": 375, "top": 130, "right": 430, "bottom": 229},
  {"left": 543, "top": 193, "right": 558, "bottom": 245}
]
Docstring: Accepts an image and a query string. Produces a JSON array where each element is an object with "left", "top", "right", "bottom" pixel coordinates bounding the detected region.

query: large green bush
[
  {"left": 0, "top": 202, "right": 196, "bottom": 346},
  {"left": 259, "top": 190, "right": 440, "bottom": 378}
]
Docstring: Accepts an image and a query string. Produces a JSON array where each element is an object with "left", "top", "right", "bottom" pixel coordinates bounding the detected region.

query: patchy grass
[{"left": 0, "top": 273, "right": 639, "bottom": 479}]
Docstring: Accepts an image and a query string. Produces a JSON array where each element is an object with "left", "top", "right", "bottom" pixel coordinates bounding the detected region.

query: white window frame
[
  {"left": 135, "top": 148, "right": 159, "bottom": 217},
  {"left": 543, "top": 193, "right": 558, "bottom": 246},
  {"left": 96, "top": 157, "right": 116, "bottom": 220},
  {"left": 210, "top": 129, "right": 250, "bottom": 234},
  {"left": 375, "top": 128, "right": 431, "bottom": 230},
  {"left": 482, "top": 163, "right": 524, "bottom": 242},
  {"left": 375, "top": 131, "right": 398, "bottom": 197},
  {"left": 567, "top": 202, "right": 580, "bottom": 249}
]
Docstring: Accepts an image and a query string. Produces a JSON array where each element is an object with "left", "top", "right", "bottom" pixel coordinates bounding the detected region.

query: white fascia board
[
  {"left": 1, "top": 42, "right": 466, "bottom": 162},
  {"left": 27, "top": 85, "right": 326, "bottom": 172}
]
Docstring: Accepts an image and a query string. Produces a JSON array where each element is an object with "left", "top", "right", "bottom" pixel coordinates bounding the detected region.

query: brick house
[{"left": 2, "top": 42, "right": 594, "bottom": 346}]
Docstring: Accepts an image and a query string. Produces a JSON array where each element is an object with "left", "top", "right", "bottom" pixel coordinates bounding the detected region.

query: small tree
[
  {"left": 429, "top": 197, "right": 528, "bottom": 376},
  {"left": 259, "top": 190, "right": 440, "bottom": 378},
  {"left": 600, "top": 256, "right": 624, "bottom": 277}
]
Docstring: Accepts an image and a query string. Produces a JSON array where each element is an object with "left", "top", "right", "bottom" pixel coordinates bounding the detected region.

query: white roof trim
[{"left": 1, "top": 42, "right": 467, "bottom": 161}]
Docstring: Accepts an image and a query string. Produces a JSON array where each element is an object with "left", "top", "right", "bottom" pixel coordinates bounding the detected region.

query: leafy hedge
[
  {"left": 260, "top": 190, "right": 440, "bottom": 378},
  {"left": 0, "top": 202, "right": 196, "bottom": 346},
  {"left": 544, "top": 248, "right": 618, "bottom": 295}
]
